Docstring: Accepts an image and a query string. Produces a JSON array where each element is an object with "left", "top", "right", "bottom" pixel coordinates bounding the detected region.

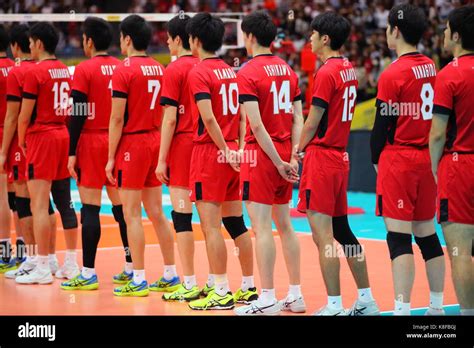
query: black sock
[
  {"left": 81, "top": 204, "right": 101, "bottom": 269},
  {"left": 1, "top": 240, "right": 11, "bottom": 263},
  {"left": 16, "top": 238, "right": 26, "bottom": 260},
  {"left": 112, "top": 205, "right": 132, "bottom": 263}
]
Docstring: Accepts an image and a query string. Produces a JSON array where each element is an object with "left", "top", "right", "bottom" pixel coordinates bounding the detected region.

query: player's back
[
  {"left": 189, "top": 57, "right": 239, "bottom": 144},
  {"left": 112, "top": 56, "right": 164, "bottom": 134},
  {"left": 379, "top": 53, "right": 436, "bottom": 147},
  {"left": 0, "top": 57, "right": 15, "bottom": 127},
  {"left": 238, "top": 54, "right": 300, "bottom": 143}
]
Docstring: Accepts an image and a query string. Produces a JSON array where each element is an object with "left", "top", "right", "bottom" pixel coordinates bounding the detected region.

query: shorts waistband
[
  {"left": 307, "top": 144, "right": 346, "bottom": 152},
  {"left": 385, "top": 144, "right": 428, "bottom": 151}
]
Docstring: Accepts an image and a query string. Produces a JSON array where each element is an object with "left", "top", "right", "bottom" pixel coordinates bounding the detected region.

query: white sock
[
  {"left": 163, "top": 265, "right": 177, "bottom": 280},
  {"left": 81, "top": 267, "right": 95, "bottom": 279},
  {"left": 214, "top": 274, "right": 229, "bottom": 296},
  {"left": 241, "top": 276, "right": 254, "bottom": 292},
  {"left": 133, "top": 269, "right": 145, "bottom": 284},
  {"left": 260, "top": 289, "right": 277, "bottom": 305},
  {"left": 460, "top": 309, "right": 474, "bottom": 316},
  {"left": 37, "top": 255, "right": 49, "bottom": 271},
  {"left": 327, "top": 295, "right": 343, "bottom": 310},
  {"left": 429, "top": 291, "right": 443, "bottom": 309},
  {"left": 124, "top": 262, "right": 133, "bottom": 274},
  {"left": 289, "top": 284, "right": 302, "bottom": 298},
  {"left": 183, "top": 275, "right": 197, "bottom": 289},
  {"left": 207, "top": 274, "right": 215, "bottom": 287},
  {"left": 65, "top": 250, "right": 76, "bottom": 264},
  {"left": 29, "top": 255, "right": 37, "bottom": 264},
  {"left": 48, "top": 254, "right": 57, "bottom": 262},
  {"left": 394, "top": 300, "right": 411, "bottom": 315},
  {"left": 358, "top": 287, "right": 374, "bottom": 303}
]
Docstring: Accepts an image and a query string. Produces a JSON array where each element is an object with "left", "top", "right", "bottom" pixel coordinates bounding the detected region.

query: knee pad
[
  {"left": 171, "top": 210, "right": 193, "bottom": 233},
  {"left": 387, "top": 231, "right": 413, "bottom": 260},
  {"left": 112, "top": 205, "right": 126, "bottom": 224},
  {"left": 51, "top": 179, "right": 78, "bottom": 229},
  {"left": 222, "top": 215, "right": 247, "bottom": 240},
  {"left": 15, "top": 196, "right": 32, "bottom": 219},
  {"left": 8, "top": 192, "right": 16, "bottom": 212},
  {"left": 81, "top": 204, "right": 101, "bottom": 228},
  {"left": 332, "top": 215, "right": 362, "bottom": 256},
  {"left": 415, "top": 234, "right": 444, "bottom": 261}
]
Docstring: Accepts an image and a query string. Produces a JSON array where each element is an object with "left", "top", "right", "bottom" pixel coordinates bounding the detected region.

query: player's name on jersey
[
  {"left": 100, "top": 65, "right": 116, "bottom": 76},
  {"left": 48, "top": 68, "right": 70, "bottom": 79},
  {"left": 213, "top": 67, "right": 237, "bottom": 80},
  {"left": 0, "top": 66, "right": 12, "bottom": 77},
  {"left": 263, "top": 64, "right": 291, "bottom": 77},
  {"left": 411, "top": 63, "right": 436, "bottom": 80},
  {"left": 339, "top": 68, "right": 357, "bottom": 83},
  {"left": 140, "top": 65, "right": 164, "bottom": 76}
]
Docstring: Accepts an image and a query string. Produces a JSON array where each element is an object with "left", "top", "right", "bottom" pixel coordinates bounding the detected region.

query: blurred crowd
[{"left": 1, "top": 0, "right": 471, "bottom": 102}]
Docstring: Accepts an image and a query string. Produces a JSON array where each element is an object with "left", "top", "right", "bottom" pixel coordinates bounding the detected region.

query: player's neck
[
  {"left": 320, "top": 48, "right": 342, "bottom": 63},
  {"left": 252, "top": 46, "right": 272, "bottom": 57},
  {"left": 199, "top": 50, "right": 217, "bottom": 60},
  {"left": 127, "top": 47, "right": 147, "bottom": 57},
  {"left": 16, "top": 53, "right": 32, "bottom": 60},
  {"left": 177, "top": 47, "right": 192, "bottom": 57},
  {"left": 92, "top": 50, "right": 108, "bottom": 57},
  {"left": 454, "top": 46, "right": 473, "bottom": 58},
  {"left": 38, "top": 52, "right": 56, "bottom": 61},
  {"left": 396, "top": 41, "right": 417, "bottom": 58},
  {"left": 0, "top": 51, "right": 7, "bottom": 58}
]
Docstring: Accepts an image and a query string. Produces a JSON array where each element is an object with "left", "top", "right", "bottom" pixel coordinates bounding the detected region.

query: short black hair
[
  {"left": 186, "top": 13, "right": 225, "bottom": 53},
  {"left": 241, "top": 11, "right": 277, "bottom": 48},
  {"left": 83, "top": 17, "right": 113, "bottom": 51},
  {"left": 310, "top": 12, "right": 350, "bottom": 50},
  {"left": 120, "top": 14, "right": 152, "bottom": 51},
  {"left": 0, "top": 24, "right": 9, "bottom": 52},
  {"left": 448, "top": 5, "right": 474, "bottom": 51},
  {"left": 388, "top": 4, "right": 427, "bottom": 46},
  {"left": 167, "top": 14, "right": 191, "bottom": 50},
  {"left": 9, "top": 24, "right": 30, "bottom": 53},
  {"left": 29, "top": 22, "right": 59, "bottom": 54}
]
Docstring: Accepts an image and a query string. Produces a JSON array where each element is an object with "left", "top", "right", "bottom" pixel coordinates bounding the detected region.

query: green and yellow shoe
[
  {"left": 200, "top": 283, "right": 215, "bottom": 297},
  {"left": 234, "top": 287, "right": 259, "bottom": 304},
  {"left": 61, "top": 274, "right": 99, "bottom": 291},
  {"left": 162, "top": 283, "right": 200, "bottom": 302},
  {"left": 113, "top": 280, "right": 149, "bottom": 297},
  {"left": 0, "top": 259, "right": 18, "bottom": 274},
  {"left": 113, "top": 270, "right": 133, "bottom": 284},
  {"left": 150, "top": 276, "right": 181, "bottom": 292},
  {"left": 188, "top": 291, "right": 235, "bottom": 310}
]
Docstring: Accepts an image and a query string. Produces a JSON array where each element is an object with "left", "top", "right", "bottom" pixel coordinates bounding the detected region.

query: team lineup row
[{"left": 0, "top": 4, "right": 473, "bottom": 316}]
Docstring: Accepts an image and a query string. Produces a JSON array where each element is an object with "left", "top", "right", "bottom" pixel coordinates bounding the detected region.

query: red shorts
[
  {"left": 6, "top": 133, "right": 27, "bottom": 182},
  {"left": 297, "top": 145, "right": 349, "bottom": 217},
  {"left": 26, "top": 127, "right": 70, "bottom": 181},
  {"left": 437, "top": 153, "right": 474, "bottom": 225},
  {"left": 168, "top": 133, "right": 193, "bottom": 188},
  {"left": 76, "top": 130, "right": 111, "bottom": 189},
  {"left": 114, "top": 130, "right": 161, "bottom": 189},
  {"left": 189, "top": 141, "right": 240, "bottom": 203},
  {"left": 376, "top": 146, "right": 436, "bottom": 221},
  {"left": 241, "top": 140, "right": 293, "bottom": 205}
]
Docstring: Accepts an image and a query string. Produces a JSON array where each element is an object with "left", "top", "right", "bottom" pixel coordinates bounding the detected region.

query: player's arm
[
  {"left": 370, "top": 99, "right": 391, "bottom": 172},
  {"left": 156, "top": 104, "right": 177, "bottom": 184},
  {"left": 106, "top": 96, "right": 126, "bottom": 185},
  {"left": 297, "top": 103, "right": 325, "bottom": 153},
  {"left": 0, "top": 100, "right": 21, "bottom": 173},
  {"left": 17, "top": 98, "right": 35, "bottom": 155},
  {"left": 429, "top": 111, "right": 449, "bottom": 181},
  {"left": 67, "top": 90, "right": 88, "bottom": 180},
  {"left": 291, "top": 99, "right": 303, "bottom": 160},
  {"left": 197, "top": 99, "right": 228, "bottom": 151}
]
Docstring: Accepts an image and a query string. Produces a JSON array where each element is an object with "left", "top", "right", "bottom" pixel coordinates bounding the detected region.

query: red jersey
[
  {"left": 6, "top": 59, "right": 35, "bottom": 103},
  {"left": 0, "top": 57, "right": 15, "bottom": 127},
  {"left": 71, "top": 54, "right": 120, "bottom": 130},
  {"left": 376, "top": 52, "right": 436, "bottom": 147},
  {"left": 23, "top": 59, "right": 71, "bottom": 134},
  {"left": 160, "top": 55, "right": 199, "bottom": 134},
  {"left": 433, "top": 53, "right": 474, "bottom": 153},
  {"left": 112, "top": 56, "right": 164, "bottom": 134},
  {"left": 309, "top": 57, "right": 358, "bottom": 150},
  {"left": 188, "top": 57, "right": 239, "bottom": 144},
  {"left": 237, "top": 54, "right": 301, "bottom": 143}
]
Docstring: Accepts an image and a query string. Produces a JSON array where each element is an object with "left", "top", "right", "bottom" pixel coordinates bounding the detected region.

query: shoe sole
[
  {"left": 113, "top": 290, "right": 150, "bottom": 297},
  {"left": 282, "top": 306, "right": 307, "bottom": 313},
  {"left": 188, "top": 304, "right": 235, "bottom": 310},
  {"left": 16, "top": 278, "right": 54, "bottom": 285},
  {"left": 61, "top": 284, "right": 99, "bottom": 291}
]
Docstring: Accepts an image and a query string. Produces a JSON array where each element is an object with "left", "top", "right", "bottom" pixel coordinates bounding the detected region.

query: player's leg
[
  {"left": 8, "top": 185, "right": 26, "bottom": 265},
  {"left": 0, "top": 173, "right": 13, "bottom": 272},
  {"left": 413, "top": 219, "right": 445, "bottom": 315},
  {"left": 272, "top": 203, "right": 306, "bottom": 313},
  {"left": 16, "top": 179, "right": 54, "bottom": 284},
  {"left": 47, "top": 203, "right": 59, "bottom": 275},
  {"left": 442, "top": 222, "right": 474, "bottom": 315}
]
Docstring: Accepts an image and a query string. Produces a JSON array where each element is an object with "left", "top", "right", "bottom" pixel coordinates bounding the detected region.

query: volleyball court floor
[{"left": 0, "top": 182, "right": 459, "bottom": 315}]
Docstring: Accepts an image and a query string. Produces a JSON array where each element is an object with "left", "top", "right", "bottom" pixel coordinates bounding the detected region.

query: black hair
[
  {"left": 9, "top": 24, "right": 30, "bottom": 53},
  {"left": 83, "top": 17, "right": 113, "bottom": 51},
  {"left": 29, "top": 22, "right": 59, "bottom": 54},
  {"left": 167, "top": 14, "right": 191, "bottom": 50},
  {"left": 0, "top": 24, "right": 9, "bottom": 52},
  {"left": 241, "top": 11, "right": 277, "bottom": 48},
  {"left": 119, "top": 14, "right": 152, "bottom": 51},
  {"left": 186, "top": 13, "right": 225, "bottom": 53},
  {"left": 448, "top": 5, "right": 474, "bottom": 51},
  {"left": 310, "top": 12, "right": 350, "bottom": 50},
  {"left": 388, "top": 4, "right": 427, "bottom": 46}
]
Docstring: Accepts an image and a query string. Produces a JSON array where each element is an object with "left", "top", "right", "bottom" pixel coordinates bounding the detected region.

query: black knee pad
[
  {"left": 171, "top": 210, "right": 193, "bottom": 233},
  {"left": 222, "top": 215, "right": 247, "bottom": 240},
  {"left": 15, "top": 196, "right": 32, "bottom": 219},
  {"left": 415, "top": 234, "right": 444, "bottom": 261},
  {"left": 387, "top": 231, "right": 413, "bottom": 260},
  {"left": 112, "top": 205, "right": 125, "bottom": 224},
  {"left": 332, "top": 215, "right": 362, "bottom": 256},
  {"left": 8, "top": 192, "right": 16, "bottom": 212},
  {"left": 51, "top": 178, "right": 78, "bottom": 229},
  {"left": 81, "top": 204, "right": 101, "bottom": 228}
]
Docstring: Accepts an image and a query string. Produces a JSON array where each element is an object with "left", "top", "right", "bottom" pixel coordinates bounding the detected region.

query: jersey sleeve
[
  {"left": 189, "top": 68, "right": 211, "bottom": 101},
  {"left": 22, "top": 67, "right": 39, "bottom": 99},
  {"left": 111, "top": 64, "right": 129, "bottom": 98},
  {"left": 376, "top": 68, "right": 400, "bottom": 104},
  {"left": 6, "top": 70, "right": 22, "bottom": 102},
  {"left": 433, "top": 67, "right": 454, "bottom": 116},
  {"left": 160, "top": 63, "right": 181, "bottom": 107},
  {"left": 71, "top": 63, "right": 89, "bottom": 95},
  {"left": 237, "top": 67, "right": 258, "bottom": 103},
  {"left": 311, "top": 68, "right": 335, "bottom": 109}
]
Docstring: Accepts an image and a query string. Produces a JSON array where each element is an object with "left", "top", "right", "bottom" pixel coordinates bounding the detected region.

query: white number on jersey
[
  {"left": 420, "top": 83, "right": 434, "bottom": 120},
  {"left": 342, "top": 85, "right": 357, "bottom": 122},
  {"left": 219, "top": 83, "right": 239, "bottom": 116},
  {"left": 270, "top": 80, "right": 292, "bottom": 114},
  {"left": 148, "top": 80, "right": 161, "bottom": 110},
  {"left": 52, "top": 81, "right": 70, "bottom": 109}
]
